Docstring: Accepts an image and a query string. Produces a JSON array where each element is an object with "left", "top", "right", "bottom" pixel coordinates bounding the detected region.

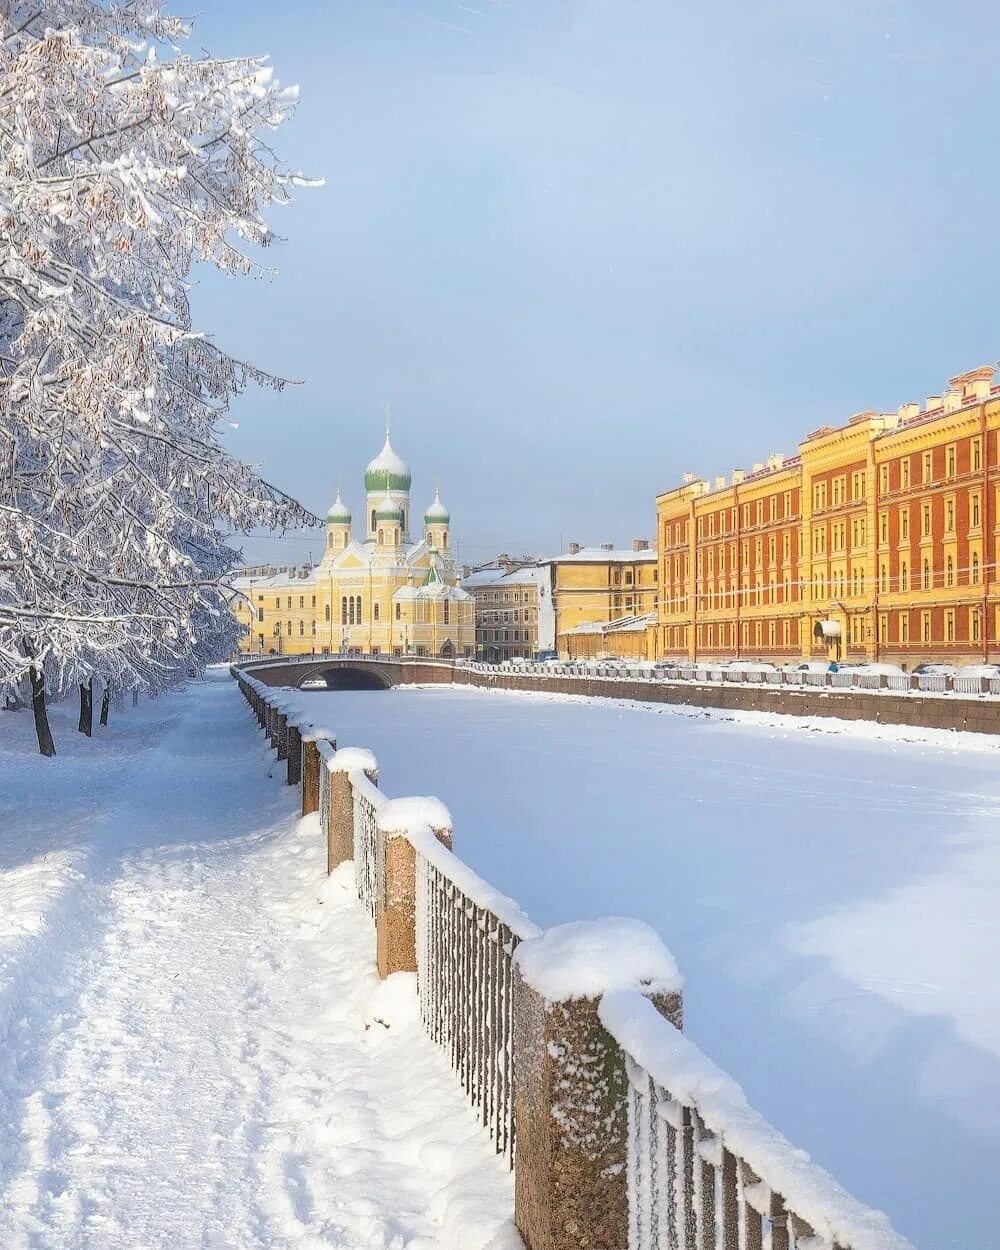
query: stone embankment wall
[{"left": 455, "top": 666, "right": 1000, "bottom": 734}]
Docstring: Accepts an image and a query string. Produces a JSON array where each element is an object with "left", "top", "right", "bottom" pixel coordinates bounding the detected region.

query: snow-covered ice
[
  {"left": 0, "top": 675, "right": 517, "bottom": 1250},
  {"left": 312, "top": 681, "right": 1000, "bottom": 1250}
]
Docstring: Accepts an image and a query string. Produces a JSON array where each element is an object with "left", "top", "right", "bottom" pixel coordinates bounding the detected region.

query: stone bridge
[{"left": 233, "top": 654, "right": 456, "bottom": 691}]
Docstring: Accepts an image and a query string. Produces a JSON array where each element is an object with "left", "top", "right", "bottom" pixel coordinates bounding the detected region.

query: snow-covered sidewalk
[{"left": 0, "top": 676, "right": 517, "bottom": 1250}]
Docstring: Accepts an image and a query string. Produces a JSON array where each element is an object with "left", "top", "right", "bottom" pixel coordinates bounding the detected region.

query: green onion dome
[
  {"left": 424, "top": 489, "right": 450, "bottom": 525},
  {"left": 326, "top": 491, "right": 351, "bottom": 524},
  {"left": 375, "top": 493, "right": 403, "bottom": 523},
  {"left": 364, "top": 434, "right": 411, "bottom": 493}
]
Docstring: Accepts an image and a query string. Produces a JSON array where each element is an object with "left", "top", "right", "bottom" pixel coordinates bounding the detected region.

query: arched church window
[
  {"left": 443, "top": 530, "right": 448, "bottom": 547},
  {"left": 374, "top": 603, "right": 380, "bottom": 622},
  {"left": 395, "top": 603, "right": 401, "bottom": 621},
  {"left": 371, "top": 509, "right": 377, "bottom": 532},
  {"left": 349, "top": 598, "right": 355, "bottom": 625},
  {"left": 341, "top": 597, "right": 347, "bottom": 625},
  {"left": 325, "top": 603, "right": 331, "bottom": 621}
]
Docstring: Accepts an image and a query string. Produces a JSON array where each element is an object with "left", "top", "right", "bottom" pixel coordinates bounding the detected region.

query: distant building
[
  {"left": 231, "top": 434, "right": 474, "bottom": 658},
  {"left": 462, "top": 558, "right": 555, "bottom": 661},
  {"left": 543, "top": 541, "right": 658, "bottom": 660},
  {"left": 656, "top": 364, "right": 1000, "bottom": 666}
]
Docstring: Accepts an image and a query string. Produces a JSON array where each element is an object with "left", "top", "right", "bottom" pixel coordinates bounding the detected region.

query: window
[
  {"left": 972, "top": 609, "right": 981, "bottom": 643},
  {"left": 851, "top": 471, "right": 865, "bottom": 501},
  {"left": 880, "top": 564, "right": 887, "bottom": 593},
  {"left": 973, "top": 438, "right": 982, "bottom": 472},
  {"left": 325, "top": 603, "right": 331, "bottom": 621},
  {"left": 348, "top": 597, "right": 355, "bottom": 625},
  {"left": 899, "top": 612, "right": 909, "bottom": 643},
  {"left": 922, "top": 504, "right": 931, "bottom": 537},
  {"left": 299, "top": 620, "right": 304, "bottom": 636},
  {"left": 946, "top": 444, "right": 956, "bottom": 478},
  {"left": 286, "top": 597, "right": 291, "bottom": 609},
  {"left": 395, "top": 603, "right": 401, "bottom": 621},
  {"left": 901, "top": 509, "right": 909, "bottom": 540},
  {"left": 257, "top": 607, "right": 264, "bottom": 622},
  {"left": 972, "top": 493, "right": 981, "bottom": 529},
  {"left": 922, "top": 611, "right": 931, "bottom": 643},
  {"left": 945, "top": 498, "right": 955, "bottom": 533},
  {"left": 922, "top": 559, "right": 930, "bottom": 591},
  {"left": 900, "top": 561, "right": 908, "bottom": 592},
  {"left": 769, "top": 496, "right": 777, "bottom": 522},
  {"left": 341, "top": 597, "right": 348, "bottom": 625},
  {"left": 901, "top": 459, "right": 911, "bottom": 489},
  {"left": 945, "top": 609, "right": 955, "bottom": 643},
  {"left": 783, "top": 490, "right": 792, "bottom": 516},
  {"left": 879, "top": 613, "right": 888, "bottom": 642},
  {"left": 813, "top": 482, "right": 827, "bottom": 510},
  {"left": 923, "top": 451, "right": 933, "bottom": 483},
  {"left": 374, "top": 603, "right": 380, "bottom": 622},
  {"left": 371, "top": 509, "right": 377, "bottom": 532},
  {"left": 274, "top": 621, "right": 281, "bottom": 635},
  {"left": 973, "top": 552, "right": 981, "bottom": 585},
  {"left": 443, "top": 600, "right": 450, "bottom": 625},
  {"left": 946, "top": 555, "right": 954, "bottom": 588},
  {"left": 312, "top": 596, "right": 316, "bottom": 609},
  {"left": 880, "top": 512, "right": 888, "bottom": 544},
  {"left": 275, "top": 598, "right": 280, "bottom": 610},
  {"left": 299, "top": 595, "right": 304, "bottom": 609},
  {"left": 879, "top": 464, "right": 889, "bottom": 494}
]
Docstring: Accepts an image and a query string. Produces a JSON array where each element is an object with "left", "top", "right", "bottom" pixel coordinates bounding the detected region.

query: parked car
[
  {"left": 911, "top": 662, "right": 956, "bottom": 676},
  {"left": 848, "top": 662, "right": 906, "bottom": 677},
  {"left": 718, "top": 660, "right": 777, "bottom": 672},
  {"left": 956, "top": 664, "right": 1000, "bottom": 679},
  {"left": 781, "top": 660, "right": 831, "bottom": 675},
  {"left": 300, "top": 678, "right": 328, "bottom": 689}
]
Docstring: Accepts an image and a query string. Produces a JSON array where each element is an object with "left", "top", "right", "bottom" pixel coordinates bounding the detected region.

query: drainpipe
[
  {"left": 983, "top": 402, "right": 990, "bottom": 663},
  {"left": 734, "top": 483, "right": 742, "bottom": 659}
]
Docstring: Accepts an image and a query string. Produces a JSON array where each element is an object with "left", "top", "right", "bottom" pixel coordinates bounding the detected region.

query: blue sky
[{"left": 190, "top": 1, "right": 1000, "bottom": 569}]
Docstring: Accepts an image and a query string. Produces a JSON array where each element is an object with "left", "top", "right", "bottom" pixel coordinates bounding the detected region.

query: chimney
[
  {"left": 897, "top": 402, "right": 919, "bottom": 422},
  {"left": 632, "top": 538, "right": 650, "bottom": 552},
  {"left": 600, "top": 542, "right": 614, "bottom": 552},
  {"left": 752, "top": 462, "right": 764, "bottom": 474},
  {"left": 714, "top": 475, "right": 726, "bottom": 490},
  {"left": 567, "top": 542, "right": 580, "bottom": 555},
  {"left": 943, "top": 390, "right": 962, "bottom": 412},
  {"left": 925, "top": 395, "right": 941, "bottom": 411},
  {"left": 681, "top": 471, "right": 695, "bottom": 485},
  {"left": 950, "top": 366, "right": 995, "bottom": 401},
  {"left": 732, "top": 469, "right": 745, "bottom": 485},
  {"left": 767, "top": 453, "right": 784, "bottom": 471}
]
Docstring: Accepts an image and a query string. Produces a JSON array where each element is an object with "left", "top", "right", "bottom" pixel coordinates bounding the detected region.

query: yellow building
[
  {"left": 233, "top": 434, "right": 475, "bottom": 658},
  {"left": 461, "top": 559, "right": 556, "bottom": 661},
  {"left": 655, "top": 365, "right": 1000, "bottom": 667},
  {"left": 546, "top": 542, "right": 658, "bottom": 659}
]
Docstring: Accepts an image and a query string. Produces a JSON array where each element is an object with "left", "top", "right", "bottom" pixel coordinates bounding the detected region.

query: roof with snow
[{"left": 545, "top": 547, "right": 657, "bottom": 565}]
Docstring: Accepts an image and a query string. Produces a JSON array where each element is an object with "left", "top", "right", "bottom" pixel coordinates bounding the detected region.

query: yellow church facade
[{"left": 232, "top": 435, "right": 475, "bottom": 658}]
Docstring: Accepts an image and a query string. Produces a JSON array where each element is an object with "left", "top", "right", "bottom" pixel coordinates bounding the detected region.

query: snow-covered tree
[{"left": 0, "top": 1, "right": 320, "bottom": 753}]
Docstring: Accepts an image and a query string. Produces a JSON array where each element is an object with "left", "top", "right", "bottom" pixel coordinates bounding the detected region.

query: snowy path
[{"left": 0, "top": 678, "right": 516, "bottom": 1250}]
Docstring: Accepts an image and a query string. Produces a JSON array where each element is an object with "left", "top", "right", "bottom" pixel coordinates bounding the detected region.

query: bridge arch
[{"left": 294, "top": 664, "right": 391, "bottom": 691}]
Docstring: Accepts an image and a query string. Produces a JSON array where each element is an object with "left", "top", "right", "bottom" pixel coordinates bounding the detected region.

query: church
[{"left": 232, "top": 434, "right": 475, "bottom": 658}]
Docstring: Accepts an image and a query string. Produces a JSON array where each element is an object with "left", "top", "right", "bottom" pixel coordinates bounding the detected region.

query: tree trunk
[
  {"left": 100, "top": 685, "right": 110, "bottom": 727},
  {"left": 132, "top": 686, "right": 139, "bottom": 708},
  {"left": 27, "top": 660, "right": 55, "bottom": 757},
  {"left": 78, "top": 678, "right": 93, "bottom": 737}
]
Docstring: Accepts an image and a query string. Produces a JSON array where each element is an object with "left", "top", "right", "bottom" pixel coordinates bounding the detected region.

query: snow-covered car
[
  {"left": 847, "top": 662, "right": 906, "bottom": 677},
  {"left": 781, "top": 660, "right": 831, "bottom": 674},
  {"left": 911, "top": 662, "right": 956, "bottom": 676},
  {"left": 955, "top": 664, "right": 1000, "bottom": 679},
  {"left": 300, "top": 678, "right": 328, "bottom": 689},
  {"left": 719, "top": 660, "right": 777, "bottom": 672}
]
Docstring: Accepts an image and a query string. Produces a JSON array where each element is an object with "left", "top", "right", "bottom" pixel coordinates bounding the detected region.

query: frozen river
[{"left": 309, "top": 682, "right": 1000, "bottom": 1250}]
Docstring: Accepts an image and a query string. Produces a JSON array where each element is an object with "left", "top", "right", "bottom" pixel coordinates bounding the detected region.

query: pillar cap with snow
[
  {"left": 376, "top": 795, "right": 453, "bottom": 836},
  {"left": 513, "top": 918, "right": 682, "bottom": 1002}
]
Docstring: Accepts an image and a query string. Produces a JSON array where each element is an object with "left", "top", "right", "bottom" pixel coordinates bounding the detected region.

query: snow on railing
[
  {"left": 352, "top": 771, "right": 386, "bottom": 917},
  {"left": 412, "top": 826, "right": 541, "bottom": 1166},
  {"left": 601, "top": 992, "right": 913, "bottom": 1250}
]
